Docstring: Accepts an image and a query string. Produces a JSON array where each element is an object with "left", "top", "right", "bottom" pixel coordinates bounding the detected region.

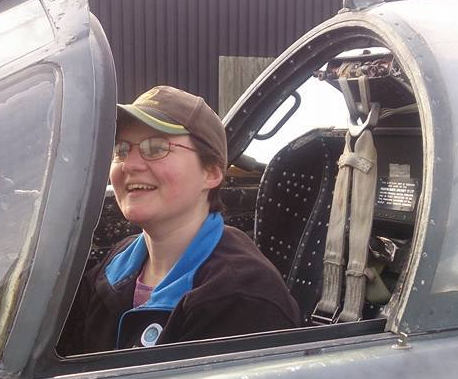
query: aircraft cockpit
[
  {"left": 219, "top": 45, "right": 423, "bottom": 330},
  {"left": 2, "top": 1, "right": 458, "bottom": 378}
]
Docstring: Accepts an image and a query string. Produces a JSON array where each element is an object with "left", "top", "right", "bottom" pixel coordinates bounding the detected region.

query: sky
[{"left": 244, "top": 77, "right": 350, "bottom": 164}]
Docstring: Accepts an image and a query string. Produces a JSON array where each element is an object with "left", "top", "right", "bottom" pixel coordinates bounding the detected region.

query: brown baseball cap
[{"left": 117, "top": 86, "right": 227, "bottom": 169}]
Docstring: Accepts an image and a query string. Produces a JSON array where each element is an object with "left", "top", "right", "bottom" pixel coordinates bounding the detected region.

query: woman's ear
[{"left": 204, "top": 165, "right": 224, "bottom": 190}]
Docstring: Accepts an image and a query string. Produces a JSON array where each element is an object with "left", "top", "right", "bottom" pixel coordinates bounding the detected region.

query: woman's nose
[{"left": 121, "top": 145, "right": 148, "bottom": 172}]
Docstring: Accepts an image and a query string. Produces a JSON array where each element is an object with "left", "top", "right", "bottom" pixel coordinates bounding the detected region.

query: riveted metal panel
[{"left": 88, "top": 0, "right": 341, "bottom": 109}]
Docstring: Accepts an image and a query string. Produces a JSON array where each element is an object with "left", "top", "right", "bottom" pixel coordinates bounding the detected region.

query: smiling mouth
[{"left": 126, "top": 183, "right": 157, "bottom": 192}]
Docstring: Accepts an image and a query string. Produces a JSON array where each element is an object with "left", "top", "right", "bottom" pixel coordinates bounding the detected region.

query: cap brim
[{"left": 117, "top": 104, "right": 189, "bottom": 135}]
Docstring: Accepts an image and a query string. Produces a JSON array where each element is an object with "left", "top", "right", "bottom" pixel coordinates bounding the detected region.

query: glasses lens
[
  {"left": 139, "top": 138, "right": 170, "bottom": 160},
  {"left": 113, "top": 141, "right": 130, "bottom": 161}
]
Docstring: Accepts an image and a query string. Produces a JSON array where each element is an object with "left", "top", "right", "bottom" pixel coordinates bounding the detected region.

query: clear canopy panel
[{"left": 0, "top": 66, "right": 58, "bottom": 351}]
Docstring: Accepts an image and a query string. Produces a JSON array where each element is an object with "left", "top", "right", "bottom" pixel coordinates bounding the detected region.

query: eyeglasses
[{"left": 113, "top": 137, "right": 196, "bottom": 162}]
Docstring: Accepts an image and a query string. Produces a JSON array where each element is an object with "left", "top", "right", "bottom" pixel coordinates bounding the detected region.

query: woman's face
[{"left": 109, "top": 122, "right": 220, "bottom": 230}]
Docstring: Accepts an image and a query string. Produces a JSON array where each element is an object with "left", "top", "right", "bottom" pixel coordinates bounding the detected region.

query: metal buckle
[
  {"left": 311, "top": 304, "right": 340, "bottom": 325},
  {"left": 369, "top": 235, "right": 399, "bottom": 262}
]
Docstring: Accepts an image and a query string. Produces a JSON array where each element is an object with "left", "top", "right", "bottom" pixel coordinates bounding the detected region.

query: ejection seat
[
  {"left": 254, "top": 128, "right": 421, "bottom": 326},
  {"left": 254, "top": 132, "right": 345, "bottom": 325},
  {"left": 254, "top": 55, "right": 422, "bottom": 327}
]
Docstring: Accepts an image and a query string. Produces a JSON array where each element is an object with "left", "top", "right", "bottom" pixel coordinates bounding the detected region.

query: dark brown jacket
[{"left": 58, "top": 226, "right": 301, "bottom": 354}]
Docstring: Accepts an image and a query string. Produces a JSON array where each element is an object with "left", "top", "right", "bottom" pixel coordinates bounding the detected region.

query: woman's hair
[{"left": 190, "top": 136, "right": 226, "bottom": 213}]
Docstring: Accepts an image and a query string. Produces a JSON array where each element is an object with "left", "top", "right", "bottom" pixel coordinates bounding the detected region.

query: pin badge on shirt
[{"left": 140, "top": 323, "right": 163, "bottom": 347}]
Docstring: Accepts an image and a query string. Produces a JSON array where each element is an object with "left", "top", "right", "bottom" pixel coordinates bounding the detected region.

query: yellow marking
[
  {"left": 137, "top": 88, "right": 160, "bottom": 103},
  {"left": 143, "top": 99, "right": 159, "bottom": 107},
  {"left": 134, "top": 106, "right": 186, "bottom": 130}
]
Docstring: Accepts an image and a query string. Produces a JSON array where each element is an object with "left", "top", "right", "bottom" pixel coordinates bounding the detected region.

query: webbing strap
[
  {"left": 339, "top": 130, "right": 377, "bottom": 322},
  {"left": 314, "top": 132, "right": 352, "bottom": 317},
  {"left": 339, "top": 152, "right": 373, "bottom": 173},
  {"left": 313, "top": 130, "right": 377, "bottom": 324}
]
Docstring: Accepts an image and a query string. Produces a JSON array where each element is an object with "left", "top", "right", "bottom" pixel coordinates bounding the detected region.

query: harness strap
[
  {"left": 313, "top": 130, "right": 377, "bottom": 324},
  {"left": 312, "top": 132, "right": 352, "bottom": 322},
  {"left": 338, "top": 77, "right": 359, "bottom": 121},
  {"left": 339, "top": 152, "right": 373, "bottom": 173},
  {"left": 338, "top": 130, "right": 377, "bottom": 322}
]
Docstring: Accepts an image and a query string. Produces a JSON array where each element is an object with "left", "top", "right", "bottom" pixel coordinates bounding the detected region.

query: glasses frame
[{"left": 113, "top": 137, "right": 197, "bottom": 162}]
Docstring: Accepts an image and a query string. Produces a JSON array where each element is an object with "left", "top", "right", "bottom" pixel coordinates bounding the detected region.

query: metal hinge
[{"left": 391, "top": 332, "right": 412, "bottom": 350}]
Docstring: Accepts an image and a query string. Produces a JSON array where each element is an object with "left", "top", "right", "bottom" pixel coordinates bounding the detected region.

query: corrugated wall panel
[
  {"left": 89, "top": 0, "right": 341, "bottom": 109},
  {"left": 145, "top": 2, "right": 156, "bottom": 92},
  {"left": 208, "top": 1, "right": 219, "bottom": 107}
]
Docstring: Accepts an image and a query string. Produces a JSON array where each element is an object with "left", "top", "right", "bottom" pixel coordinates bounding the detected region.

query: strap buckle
[
  {"left": 311, "top": 304, "right": 340, "bottom": 325},
  {"left": 338, "top": 75, "right": 380, "bottom": 137}
]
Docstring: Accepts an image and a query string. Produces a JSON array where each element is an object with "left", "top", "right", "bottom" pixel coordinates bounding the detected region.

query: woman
[{"left": 59, "top": 86, "right": 300, "bottom": 354}]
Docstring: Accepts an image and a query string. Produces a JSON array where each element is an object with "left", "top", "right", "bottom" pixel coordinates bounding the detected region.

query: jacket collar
[{"left": 104, "top": 212, "right": 224, "bottom": 311}]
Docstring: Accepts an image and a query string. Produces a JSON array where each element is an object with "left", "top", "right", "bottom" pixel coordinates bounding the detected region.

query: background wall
[{"left": 89, "top": 0, "right": 341, "bottom": 112}]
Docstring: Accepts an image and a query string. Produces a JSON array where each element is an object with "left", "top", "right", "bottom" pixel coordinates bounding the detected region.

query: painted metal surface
[
  {"left": 52, "top": 329, "right": 458, "bottom": 378},
  {"left": 88, "top": 0, "right": 341, "bottom": 108},
  {"left": 0, "top": 0, "right": 116, "bottom": 375},
  {"left": 224, "top": 0, "right": 458, "bottom": 334},
  {"left": 3, "top": 0, "right": 458, "bottom": 378}
]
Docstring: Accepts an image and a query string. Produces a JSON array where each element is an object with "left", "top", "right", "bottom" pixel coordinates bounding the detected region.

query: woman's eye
[
  {"left": 146, "top": 145, "right": 166, "bottom": 156},
  {"left": 140, "top": 139, "right": 169, "bottom": 158},
  {"left": 152, "top": 145, "right": 167, "bottom": 153},
  {"left": 114, "top": 142, "right": 130, "bottom": 159}
]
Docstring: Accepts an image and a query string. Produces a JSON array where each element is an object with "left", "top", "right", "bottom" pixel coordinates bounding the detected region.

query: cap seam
[
  {"left": 136, "top": 105, "right": 183, "bottom": 128},
  {"left": 185, "top": 97, "right": 204, "bottom": 131}
]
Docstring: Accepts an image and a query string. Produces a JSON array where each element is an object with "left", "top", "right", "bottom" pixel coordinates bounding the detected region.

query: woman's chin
[{"left": 122, "top": 210, "right": 155, "bottom": 227}]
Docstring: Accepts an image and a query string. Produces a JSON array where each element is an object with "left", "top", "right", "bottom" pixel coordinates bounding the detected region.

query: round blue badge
[{"left": 140, "top": 323, "right": 163, "bottom": 347}]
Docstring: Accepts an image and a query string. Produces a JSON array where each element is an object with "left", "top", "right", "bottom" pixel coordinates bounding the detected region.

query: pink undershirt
[{"left": 133, "top": 265, "right": 154, "bottom": 308}]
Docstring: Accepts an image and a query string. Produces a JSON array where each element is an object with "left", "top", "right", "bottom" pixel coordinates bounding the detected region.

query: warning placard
[{"left": 376, "top": 177, "right": 419, "bottom": 212}]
